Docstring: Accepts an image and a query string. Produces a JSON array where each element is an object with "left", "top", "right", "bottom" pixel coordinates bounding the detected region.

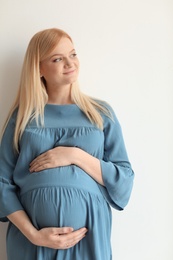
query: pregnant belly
[
  {"left": 21, "top": 186, "right": 94, "bottom": 229},
  {"left": 20, "top": 166, "right": 105, "bottom": 229}
]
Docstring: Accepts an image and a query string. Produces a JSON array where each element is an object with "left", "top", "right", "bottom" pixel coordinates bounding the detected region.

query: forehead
[{"left": 50, "top": 37, "right": 74, "bottom": 55}]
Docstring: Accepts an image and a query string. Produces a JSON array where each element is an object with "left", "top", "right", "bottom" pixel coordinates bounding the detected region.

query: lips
[{"left": 63, "top": 70, "right": 75, "bottom": 75}]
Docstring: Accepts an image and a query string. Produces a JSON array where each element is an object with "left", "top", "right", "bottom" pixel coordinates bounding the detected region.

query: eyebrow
[{"left": 50, "top": 49, "right": 76, "bottom": 58}]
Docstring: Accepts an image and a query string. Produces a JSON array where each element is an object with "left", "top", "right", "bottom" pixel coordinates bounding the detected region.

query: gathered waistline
[{"left": 20, "top": 172, "right": 103, "bottom": 198}]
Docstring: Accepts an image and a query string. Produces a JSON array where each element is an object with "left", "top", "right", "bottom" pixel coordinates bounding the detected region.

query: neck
[{"left": 47, "top": 84, "right": 73, "bottom": 105}]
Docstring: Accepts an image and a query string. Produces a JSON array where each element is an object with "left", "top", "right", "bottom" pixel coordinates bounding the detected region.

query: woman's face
[{"left": 40, "top": 37, "right": 79, "bottom": 89}]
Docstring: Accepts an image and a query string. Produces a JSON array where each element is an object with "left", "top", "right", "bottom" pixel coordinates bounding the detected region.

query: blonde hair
[{"left": 2, "top": 28, "right": 111, "bottom": 152}]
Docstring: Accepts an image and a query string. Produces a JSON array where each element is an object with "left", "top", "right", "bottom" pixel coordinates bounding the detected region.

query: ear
[{"left": 40, "top": 64, "right": 43, "bottom": 78}]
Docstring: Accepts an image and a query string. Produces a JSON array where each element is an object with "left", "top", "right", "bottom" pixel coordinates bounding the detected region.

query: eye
[
  {"left": 53, "top": 57, "right": 62, "bottom": 62},
  {"left": 70, "top": 53, "right": 77, "bottom": 58}
]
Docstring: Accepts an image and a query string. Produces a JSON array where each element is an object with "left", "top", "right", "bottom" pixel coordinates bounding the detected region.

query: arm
[
  {"left": 0, "top": 114, "right": 87, "bottom": 248},
  {"left": 72, "top": 148, "right": 104, "bottom": 185},
  {"left": 0, "top": 114, "right": 24, "bottom": 221},
  {"left": 29, "top": 104, "right": 134, "bottom": 210},
  {"left": 7, "top": 210, "right": 87, "bottom": 249},
  {"left": 98, "top": 105, "right": 134, "bottom": 210},
  {"left": 29, "top": 146, "right": 104, "bottom": 185}
]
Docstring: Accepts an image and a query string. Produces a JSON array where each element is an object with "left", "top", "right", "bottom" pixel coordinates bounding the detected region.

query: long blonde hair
[{"left": 2, "top": 28, "right": 111, "bottom": 152}]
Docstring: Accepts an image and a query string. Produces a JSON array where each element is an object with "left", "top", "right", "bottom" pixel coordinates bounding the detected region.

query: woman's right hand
[
  {"left": 8, "top": 210, "right": 87, "bottom": 250},
  {"left": 31, "top": 226, "right": 88, "bottom": 249}
]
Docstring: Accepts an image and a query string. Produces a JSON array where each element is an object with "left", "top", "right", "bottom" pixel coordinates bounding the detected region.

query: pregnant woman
[{"left": 0, "top": 28, "right": 134, "bottom": 260}]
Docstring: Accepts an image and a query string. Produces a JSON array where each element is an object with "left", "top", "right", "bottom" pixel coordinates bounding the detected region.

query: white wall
[{"left": 0, "top": 0, "right": 173, "bottom": 259}]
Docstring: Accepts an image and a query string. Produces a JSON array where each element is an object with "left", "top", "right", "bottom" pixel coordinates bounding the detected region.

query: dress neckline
[
  {"left": 46, "top": 103, "right": 76, "bottom": 107},
  {"left": 45, "top": 103, "right": 80, "bottom": 114}
]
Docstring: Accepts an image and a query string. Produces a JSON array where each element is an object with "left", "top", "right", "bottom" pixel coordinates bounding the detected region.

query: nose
[{"left": 64, "top": 58, "right": 72, "bottom": 68}]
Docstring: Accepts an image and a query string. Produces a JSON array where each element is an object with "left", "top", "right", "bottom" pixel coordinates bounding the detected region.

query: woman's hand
[
  {"left": 29, "top": 147, "right": 74, "bottom": 173},
  {"left": 32, "top": 226, "right": 88, "bottom": 249},
  {"left": 8, "top": 211, "right": 87, "bottom": 250},
  {"left": 29, "top": 146, "right": 104, "bottom": 185}
]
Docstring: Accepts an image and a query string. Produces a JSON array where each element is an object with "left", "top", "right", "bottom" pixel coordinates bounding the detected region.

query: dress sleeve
[
  {"left": 99, "top": 104, "right": 134, "bottom": 210},
  {"left": 0, "top": 114, "right": 24, "bottom": 222}
]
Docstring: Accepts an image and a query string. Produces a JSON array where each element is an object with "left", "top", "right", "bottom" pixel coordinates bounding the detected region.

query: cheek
[
  {"left": 40, "top": 64, "right": 51, "bottom": 77},
  {"left": 41, "top": 62, "right": 59, "bottom": 73},
  {"left": 75, "top": 61, "right": 80, "bottom": 71},
  {"left": 46, "top": 67, "right": 61, "bottom": 78},
  {"left": 76, "top": 59, "right": 80, "bottom": 67}
]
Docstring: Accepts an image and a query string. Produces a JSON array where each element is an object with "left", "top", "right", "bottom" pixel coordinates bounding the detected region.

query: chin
[{"left": 66, "top": 77, "right": 78, "bottom": 85}]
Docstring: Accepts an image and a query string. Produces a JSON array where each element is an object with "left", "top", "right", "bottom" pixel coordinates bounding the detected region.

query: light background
[{"left": 0, "top": 0, "right": 173, "bottom": 259}]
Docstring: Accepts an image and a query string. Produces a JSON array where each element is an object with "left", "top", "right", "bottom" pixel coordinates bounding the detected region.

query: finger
[
  {"left": 72, "top": 228, "right": 88, "bottom": 241},
  {"left": 64, "top": 236, "right": 86, "bottom": 249},
  {"left": 29, "top": 156, "right": 50, "bottom": 171},
  {"left": 57, "top": 227, "right": 74, "bottom": 234},
  {"left": 51, "top": 227, "right": 87, "bottom": 249},
  {"left": 64, "top": 231, "right": 87, "bottom": 249},
  {"left": 30, "top": 153, "right": 48, "bottom": 166},
  {"left": 68, "top": 232, "right": 86, "bottom": 244},
  {"left": 62, "top": 228, "right": 88, "bottom": 242},
  {"left": 29, "top": 163, "right": 51, "bottom": 173},
  {"left": 73, "top": 227, "right": 88, "bottom": 236}
]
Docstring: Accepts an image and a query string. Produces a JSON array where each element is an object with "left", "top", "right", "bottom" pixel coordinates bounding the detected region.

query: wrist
[
  {"left": 71, "top": 147, "right": 81, "bottom": 165},
  {"left": 7, "top": 210, "right": 39, "bottom": 245},
  {"left": 26, "top": 227, "right": 39, "bottom": 244}
]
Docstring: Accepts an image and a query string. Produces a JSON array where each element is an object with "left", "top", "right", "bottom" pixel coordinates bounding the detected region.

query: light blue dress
[{"left": 0, "top": 103, "right": 134, "bottom": 260}]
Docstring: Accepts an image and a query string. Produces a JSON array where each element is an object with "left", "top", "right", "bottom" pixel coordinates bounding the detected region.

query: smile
[{"left": 63, "top": 70, "right": 75, "bottom": 75}]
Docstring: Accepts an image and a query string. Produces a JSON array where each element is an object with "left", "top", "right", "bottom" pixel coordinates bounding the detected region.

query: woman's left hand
[
  {"left": 29, "top": 146, "right": 104, "bottom": 185},
  {"left": 29, "top": 146, "right": 74, "bottom": 173}
]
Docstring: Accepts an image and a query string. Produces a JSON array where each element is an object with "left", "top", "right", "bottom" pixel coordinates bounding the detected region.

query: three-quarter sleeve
[
  {"left": 0, "top": 115, "right": 24, "bottom": 222},
  {"left": 99, "top": 105, "right": 134, "bottom": 210}
]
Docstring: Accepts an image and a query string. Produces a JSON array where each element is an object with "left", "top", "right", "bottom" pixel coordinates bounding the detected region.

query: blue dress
[{"left": 0, "top": 103, "right": 134, "bottom": 260}]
